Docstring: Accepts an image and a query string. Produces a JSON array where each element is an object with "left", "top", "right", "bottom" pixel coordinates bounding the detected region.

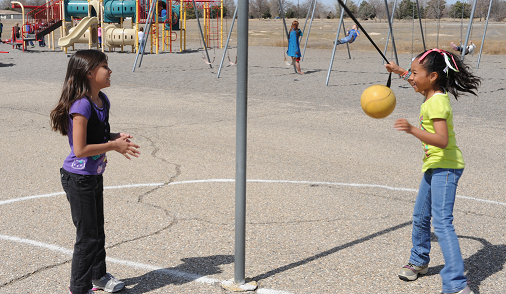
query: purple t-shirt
[{"left": 62, "top": 95, "right": 110, "bottom": 175}]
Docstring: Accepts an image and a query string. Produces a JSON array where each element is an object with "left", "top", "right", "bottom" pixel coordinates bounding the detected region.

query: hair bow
[{"left": 419, "top": 48, "right": 459, "bottom": 75}]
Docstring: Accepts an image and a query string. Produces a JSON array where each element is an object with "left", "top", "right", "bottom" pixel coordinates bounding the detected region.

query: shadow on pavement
[
  {"left": 426, "top": 235, "right": 506, "bottom": 294},
  {"left": 252, "top": 220, "right": 412, "bottom": 281},
  {"left": 121, "top": 254, "right": 233, "bottom": 293}
]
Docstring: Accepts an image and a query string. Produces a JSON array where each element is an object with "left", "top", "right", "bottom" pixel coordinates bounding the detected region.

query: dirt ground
[{"left": 1, "top": 17, "right": 505, "bottom": 54}]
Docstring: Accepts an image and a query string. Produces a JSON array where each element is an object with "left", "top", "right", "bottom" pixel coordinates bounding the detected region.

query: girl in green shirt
[{"left": 385, "top": 49, "right": 480, "bottom": 294}]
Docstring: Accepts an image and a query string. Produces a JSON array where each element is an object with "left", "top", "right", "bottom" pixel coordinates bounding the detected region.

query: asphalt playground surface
[{"left": 1, "top": 43, "right": 505, "bottom": 293}]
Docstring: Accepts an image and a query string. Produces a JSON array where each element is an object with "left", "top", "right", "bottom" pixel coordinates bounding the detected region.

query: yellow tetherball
[{"left": 360, "top": 85, "right": 396, "bottom": 119}]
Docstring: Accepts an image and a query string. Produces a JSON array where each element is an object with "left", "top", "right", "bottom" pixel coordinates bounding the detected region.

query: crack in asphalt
[
  {"left": 0, "top": 259, "right": 71, "bottom": 288},
  {"left": 106, "top": 134, "right": 182, "bottom": 250},
  {"left": 0, "top": 133, "right": 183, "bottom": 288}
]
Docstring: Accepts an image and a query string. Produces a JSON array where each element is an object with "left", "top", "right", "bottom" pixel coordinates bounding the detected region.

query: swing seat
[
  {"left": 202, "top": 55, "right": 215, "bottom": 65},
  {"left": 228, "top": 54, "right": 237, "bottom": 65},
  {"left": 284, "top": 56, "right": 294, "bottom": 66}
]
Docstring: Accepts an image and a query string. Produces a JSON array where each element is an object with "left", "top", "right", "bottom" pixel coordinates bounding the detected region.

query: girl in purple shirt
[{"left": 50, "top": 50, "right": 140, "bottom": 294}]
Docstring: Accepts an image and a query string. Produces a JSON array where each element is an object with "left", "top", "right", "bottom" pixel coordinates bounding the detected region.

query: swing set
[{"left": 324, "top": 0, "right": 493, "bottom": 85}]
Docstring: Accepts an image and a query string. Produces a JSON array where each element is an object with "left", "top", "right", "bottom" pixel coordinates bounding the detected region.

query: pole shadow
[
  {"left": 121, "top": 254, "right": 233, "bottom": 293},
  {"left": 425, "top": 234, "right": 506, "bottom": 294},
  {"left": 251, "top": 220, "right": 412, "bottom": 281}
]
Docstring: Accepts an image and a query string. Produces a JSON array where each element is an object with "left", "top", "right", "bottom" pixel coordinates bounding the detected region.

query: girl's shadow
[
  {"left": 425, "top": 234, "right": 506, "bottom": 294},
  {"left": 121, "top": 254, "right": 233, "bottom": 293}
]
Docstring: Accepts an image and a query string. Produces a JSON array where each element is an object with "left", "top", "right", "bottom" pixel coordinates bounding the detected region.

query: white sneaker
[{"left": 92, "top": 273, "right": 125, "bottom": 292}]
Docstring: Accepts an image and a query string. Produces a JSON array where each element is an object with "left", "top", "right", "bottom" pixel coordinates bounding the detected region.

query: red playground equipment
[
  {"left": 7, "top": 0, "right": 224, "bottom": 54},
  {"left": 8, "top": 0, "right": 62, "bottom": 51}
]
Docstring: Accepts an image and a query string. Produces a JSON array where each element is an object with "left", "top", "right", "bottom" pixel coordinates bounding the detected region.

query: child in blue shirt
[{"left": 336, "top": 24, "right": 360, "bottom": 45}]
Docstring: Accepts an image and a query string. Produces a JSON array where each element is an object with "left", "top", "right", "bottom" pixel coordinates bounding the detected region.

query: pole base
[{"left": 221, "top": 279, "right": 258, "bottom": 292}]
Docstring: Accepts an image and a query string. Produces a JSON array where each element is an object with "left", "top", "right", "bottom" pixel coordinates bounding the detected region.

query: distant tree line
[
  {"left": 243, "top": 0, "right": 506, "bottom": 21},
  {"left": 3, "top": 0, "right": 505, "bottom": 21},
  {"left": 335, "top": 0, "right": 506, "bottom": 21}
]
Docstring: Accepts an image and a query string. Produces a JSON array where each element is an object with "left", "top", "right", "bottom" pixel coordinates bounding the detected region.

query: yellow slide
[{"left": 58, "top": 16, "right": 99, "bottom": 47}]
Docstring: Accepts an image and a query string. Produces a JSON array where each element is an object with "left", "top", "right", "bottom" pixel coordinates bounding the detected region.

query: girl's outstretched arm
[
  {"left": 73, "top": 114, "right": 140, "bottom": 159},
  {"left": 394, "top": 118, "right": 449, "bottom": 149},
  {"left": 385, "top": 61, "right": 406, "bottom": 75}
]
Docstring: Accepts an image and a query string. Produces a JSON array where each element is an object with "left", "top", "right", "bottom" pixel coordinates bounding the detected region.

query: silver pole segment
[
  {"left": 192, "top": 0, "right": 212, "bottom": 68},
  {"left": 477, "top": 0, "right": 493, "bottom": 68},
  {"left": 217, "top": 5, "right": 237, "bottom": 78},
  {"left": 384, "top": 0, "right": 398, "bottom": 65},
  {"left": 381, "top": 0, "right": 397, "bottom": 64},
  {"left": 234, "top": 0, "right": 248, "bottom": 285},
  {"left": 279, "top": 0, "right": 297, "bottom": 73},
  {"left": 340, "top": 13, "right": 351, "bottom": 59},
  {"left": 415, "top": 0, "right": 425, "bottom": 51},
  {"left": 301, "top": 0, "right": 316, "bottom": 61},
  {"left": 326, "top": 0, "right": 347, "bottom": 86},
  {"left": 300, "top": 0, "right": 313, "bottom": 40},
  {"left": 461, "top": 0, "right": 477, "bottom": 61},
  {"left": 133, "top": 0, "right": 156, "bottom": 71}
]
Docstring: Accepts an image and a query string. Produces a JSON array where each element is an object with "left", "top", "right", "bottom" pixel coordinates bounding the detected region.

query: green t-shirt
[{"left": 419, "top": 92, "right": 465, "bottom": 172}]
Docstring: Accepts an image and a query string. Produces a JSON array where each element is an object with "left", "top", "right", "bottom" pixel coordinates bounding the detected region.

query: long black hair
[
  {"left": 50, "top": 50, "right": 108, "bottom": 135},
  {"left": 416, "top": 49, "right": 481, "bottom": 100}
]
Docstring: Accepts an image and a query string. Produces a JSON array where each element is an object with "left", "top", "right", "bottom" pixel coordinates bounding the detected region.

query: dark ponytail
[{"left": 417, "top": 50, "right": 481, "bottom": 100}]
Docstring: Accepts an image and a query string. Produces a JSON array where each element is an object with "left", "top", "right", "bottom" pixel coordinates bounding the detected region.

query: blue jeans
[
  {"left": 409, "top": 168, "right": 467, "bottom": 293},
  {"left": 61, "top": 168, "right": 106, "bottom": 294},
  {"left": 339, "top": 35, "right": 353, "bottom": 44}
]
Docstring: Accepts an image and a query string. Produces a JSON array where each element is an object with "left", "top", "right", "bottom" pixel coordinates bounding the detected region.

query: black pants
[{"left": 61, "top": 168, "right": 106, "bottom": 294}]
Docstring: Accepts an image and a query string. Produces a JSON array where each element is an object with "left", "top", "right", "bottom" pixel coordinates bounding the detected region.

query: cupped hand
[{"left": 113, "top": 134, "right": 140, "bottom": 159}]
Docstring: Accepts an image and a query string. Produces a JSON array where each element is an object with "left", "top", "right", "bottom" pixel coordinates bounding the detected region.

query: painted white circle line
[
  {"left": 0, "top": 179, "right": 503, "bottom": 294},
  {"left": 1, "top": 179, "right": 505, "bottom": 207},
  {"left": 0, "top": 234, "right": 293, "bottom": 294}
]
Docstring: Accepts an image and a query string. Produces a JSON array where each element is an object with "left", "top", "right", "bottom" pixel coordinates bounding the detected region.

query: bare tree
[
  {"left": 269, "top": 0, "right": 298, "bottom": 18},
  {"left": 425, "top": 0, "right": 445, "bottom": 19},
  {"left": 334, "top": 0, "right": 359, "bottom": 18},
  {"left": 223, "top": 0, "right": 236, "bottom": 18},
  {"left": 474, "top": 0, "right": 491, "bottom": 20},
  {"left": 0, "top": 0, "right": 12, "bottom": 10},
  {"left": 269, "top": 0, "right": 282, "bottom": 18},
  {"left": 369, "top": 0, "right": 386, "bottom": 21},
  {"left": 490, "top": 0, "right": 506, "bottom": 21}
]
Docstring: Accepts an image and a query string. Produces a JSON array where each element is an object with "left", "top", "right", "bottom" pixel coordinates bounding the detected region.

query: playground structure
[{"left": 9, "top": 0, "right": 224, "bottom": 53}]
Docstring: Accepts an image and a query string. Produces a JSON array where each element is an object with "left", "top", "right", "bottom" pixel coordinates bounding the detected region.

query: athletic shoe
[
  {"left": 92, "top": 273, "right": 125, "bottom": 292},
  {"left": 69, "top": 287, "right": 95, "bottom": 294},
  {"left": 444, "top": 285, "right": 475, "bottom": 294},
  {"left": 398, "top": 262, "right": 429, "bottom": 281},
  {"left": 451, "top": 42, "right": 458, "bottom": 51}
]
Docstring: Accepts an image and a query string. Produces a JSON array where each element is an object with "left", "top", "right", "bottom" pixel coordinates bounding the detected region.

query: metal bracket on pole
[
  {"left": 192, "top": 0, "right": 213, "bottom": 68},
  {"left": 217, "top": 5, "right": 237, "bottom": 78}
]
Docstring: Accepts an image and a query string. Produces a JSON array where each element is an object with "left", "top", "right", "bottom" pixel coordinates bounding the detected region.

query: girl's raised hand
[
  {"left": 113, "top": 133, "right": 140, "bottom": 159},
  {"left": 385, "top": 61, "right": 404, "bottom": 75}
]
